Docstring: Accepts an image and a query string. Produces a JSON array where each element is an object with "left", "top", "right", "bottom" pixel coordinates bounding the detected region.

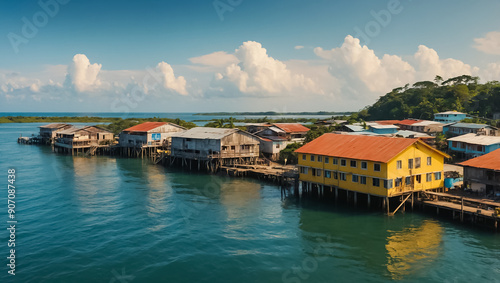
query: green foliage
[
  {"left": 279, "top": 142, "right": 302, "bottom": 164},
  {"left": 360, "top": 75, "right": 500, "bottom": 121},
  {"left": 304, "top": 125, "right": 334, "bottom": 143}
]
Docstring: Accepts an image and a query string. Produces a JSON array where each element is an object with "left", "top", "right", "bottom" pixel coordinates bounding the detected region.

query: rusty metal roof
[
  {"left": 39, "top": 123, "right": 72, "bottom": 129},
  {"left": 123, "top": 122, "right": 168, "bottom": 132},
  {"left": 273, "top": 123, "right": 310, "bottom": 133},
  {"left": 295, "top": 133, "right": 447, "bottom": 163},
  {"left": 459, "top": 149, "right": 500, "bottom": 171}
]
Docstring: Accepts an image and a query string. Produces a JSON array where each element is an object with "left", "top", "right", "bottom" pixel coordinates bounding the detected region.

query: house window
[
  {"left": 361, "top": 161, "right": 367, "bottom": 170},
  {"left": 318, "top": 156, "right": 323, "bottom": 162},
  {"left": 339, "top": 172, "right": 346, "bottom": 181},
  {"left": 231, "top": 146, "right": 235, "bottom": 150},
  {"left": 416, "top": 175, "right": 421, "bottom": 183},
  {"left": 325, "top": 170, "right": 331, "bottom": 178},
  {"left": 452, "top": 141, "right": 458, "bottom": 148},
  {"left": 333, "top": 158, "right": 338, "bottom": 165},
  {"left": 415, "top": 157, "right": 421, "bottom": 169},
  {"left": 374, "top": 163, "right": 381, "bottom": 172},
  {"left": 352, "top": 174, "right": 359, "bottom": 182},
  {"left": 405, "top": 176, "right": 412, "bottom": 185},
  {"left": 276, "top": 144, "right": 280, "bottom": 149},
  {"left": 333, "top": 172, "right": 338, "bottom": 179},
  {"left": 426, "top": 173, "right": 432, "bottom": 182},
  {"left": 434, "top": 172, "right": 442, "bottom": 180},
  {"left": 302, "top": 154, "right": 306, "bottom": 160},
  {"left": 372, "top": 178, "right": 380, "bottom": 187},
  {"left": 395, "top": 178, "right": 402, "bottom": 187},
  {"left": 350, "top": 160, "right": 357, "bottom": 168},
  {"left": 384, "top": 179, "right": 393, "bottom": 189},
  {"left": 325, "top": 157, "right": 329, "bottom": 164},
  {"left": 311, "top": 155, "right": 315, "bottom": 162},
  {"left": 311, "top": 168, "right": 316, "bottom": 176},
  {"left": 360, "top": 176, "right": 366, "bottom": 185},
  {"left": 222, "top": 146, "right": 228, "bottom": 151},
  {"left": 300, "top": 167, "right": 308, "bottom": 174},
  {"left": 316, "top": 169, "right": 322, "bottom": 177},
  {"left": 408, "top": 159, "right": 413, "bottom": 169},
  {"left": 340, "top": 159, "right": 347, "bottom": 166},
  {"left": 427, "top": 157, "right": 432, "bottom": 166},
  {"left": 397, "top": 160, "right": 402, "bottom": 169}
]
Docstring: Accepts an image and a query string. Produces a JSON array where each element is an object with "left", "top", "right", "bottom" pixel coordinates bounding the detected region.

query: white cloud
[
  {"left": 66, "top": 54, "right": 102, "bottom": 92},
  {"left": 156, "top": 62, "right": 188, "bottom": 95},
  {"left": 189, "top": 51, "right": 238, "bottom": 67},
  {"left": 314, "top": 35, "right": 414, "bottom": 94},
  {"left": 474, "top": 31, "right": 500, "bottom": 55},
  {"left": 414, "top": 45, "right": 476, "bottom": 81},
  {"left": 314, "top": 35, "right": 483, "bottom": 104},
  {"left": 214, "top": 41, "right": 319, "bottom": 95},
  {"left": 294, "top": 45, "right": 304, "bottom": 50}
]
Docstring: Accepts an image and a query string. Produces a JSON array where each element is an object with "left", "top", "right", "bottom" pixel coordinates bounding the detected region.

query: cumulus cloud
[
  {"left": 314, "top": 35, "right": 414, "bottom": 94},
  {"left": 214, "top": 41, "right": 319, "bottom": 95},
  {"left": 414, "top": 45, "right": 477, "bottom": 80},
  {"left": 189, "top": 51, "right": 238, "bottom": 67},
  {"left": 314, "top": 35, "right": 481, "bottom": 102},
  {"left": 474, "top": 31, "right": 500, "bottom": 55},
  {"left": 295, "top": 45, "right": 304, "bottom": 50},
  {"left": 156, "top": 62, "right": 188, "bottom": 95},
  {"left": 66, "top": 54, "right": 102, "bottom": 92}
]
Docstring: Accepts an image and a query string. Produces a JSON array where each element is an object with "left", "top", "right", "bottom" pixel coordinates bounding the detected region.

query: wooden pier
[{"left": 418, "top": 191, "right": 500, "bottom": 230}]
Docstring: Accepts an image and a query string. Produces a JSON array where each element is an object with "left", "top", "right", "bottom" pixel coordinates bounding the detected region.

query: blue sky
[{"left": 1, "top": 0, "right": 500, "bottom": 112}]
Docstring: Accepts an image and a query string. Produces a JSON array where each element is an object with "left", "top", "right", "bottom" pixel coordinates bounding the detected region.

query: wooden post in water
[
  {"left": 367, "top": 194, "right": 371, "bottom": 208},
  {"left": 460, "top": 197, "right": 464, "bottom": 222},
  {"left": 354, "top": 192, "right": 357, "bottom": 207},
  {"left": 385, "top": 197, "right": 390, "bottom": 215},
  {"left": 411, "top": 192, "right": 414, "bottom": 211}
]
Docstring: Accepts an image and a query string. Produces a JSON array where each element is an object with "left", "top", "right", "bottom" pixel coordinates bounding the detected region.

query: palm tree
[
  {"left": 215, "top": 119, "right": 225, "bottom": 128},
  {"left": 226, "top": 117, "right": 236, "bottom": 128}
]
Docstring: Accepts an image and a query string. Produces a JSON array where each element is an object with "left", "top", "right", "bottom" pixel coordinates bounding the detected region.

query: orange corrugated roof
[
  {"left": 123, "top": 122, "right": 168, "bottom": 132},
  {"left": 374, "top": 119, "right": 423, "bottom": 126},
  {"left": 273, "top": 123, "right": 310, "bottom": 133},
  {"left": 295, "top": 133, "right": 447, "bottom": 163},
  {"left": 458, "top": 149, "right": 500, "bottom": 171}
]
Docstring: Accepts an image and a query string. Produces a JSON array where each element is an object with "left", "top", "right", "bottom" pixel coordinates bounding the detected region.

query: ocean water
[{"left": 0, "top": 123, "right": 499, "bottom": 283}]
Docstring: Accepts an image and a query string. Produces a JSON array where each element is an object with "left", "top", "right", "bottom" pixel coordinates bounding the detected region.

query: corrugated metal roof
[
  {"left": 123, "top": 122, "right": 168, "bottom": 132},
  {"left": 410, "top": 120, "right": 443, "bottom": 126},
  {"left": 395, "top": 130, "right": 431, "bottom": 138},
  {"left": 435, "top": 111, "right": 466, "bottom": 115},
  {"left": 295, "top": 133, "right": 448, "bottom": 163},
  {"left": 172, "top": 127, "right": 239, "bottom": 139},
  {"left": 448, "top": 133, "right": 500, "bottom": 146},
  {"left": 372, "top": 120, "right": 401, "bottom": 125},
  {"left": 370, "top": 125, "right": 399, "bottom": 129},
  {"left": 449, "top": 123, "right": 494, "bottom": 129},
  {"left": 344, "top": 125, "right": 365, "bottom": 132},
  {"left": 39, "top": 123, "right": 71, "bottom": 129},
  {"left": 459, "top": 149, "right": 500, "bottom": 171},
  {"left": 273, "top": 123, "right": 310, "bottom": 133}
]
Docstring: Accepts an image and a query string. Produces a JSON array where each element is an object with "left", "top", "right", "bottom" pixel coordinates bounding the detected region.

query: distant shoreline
[{"left": 194, "top": 111, "right": 354, "bottom": 116}]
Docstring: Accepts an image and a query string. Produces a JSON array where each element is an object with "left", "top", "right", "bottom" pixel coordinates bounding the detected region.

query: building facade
[
  {"left": 433, "top": 111, "right": 468, "bottom": 123},
  {"left": 444, "top": 123, "right": 498, "bottom": 136},
  {"left": 295, "top": 134, "right": 449, "bottom": 198},
  {"left": 459, "top": 149, "right": 500, "bottom": 196},
  {"left": 448, "top": 133, "right": 500, "bottom": 157},
  {"left": 171, "top": 127, "right": 260, "bottom": 165},
  {"left": 119, "top": 122, "right": 186, "bottom": 148},
  {"left": 39, "top": 123, "right": 73, "bottom": 139}
]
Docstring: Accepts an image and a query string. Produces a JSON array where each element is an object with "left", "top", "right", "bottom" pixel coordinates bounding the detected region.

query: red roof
[
  {"left": 273, "top": 123, "right": 310, "bottom": 133},
  {"left": 295, "top": 133, "right": 447, "bottom": 163},
  {"left": 374, "top": 119, "right": 423, "bottom": 126},
  {"left": 458, "top": 149, "right": 500, "bottom": 171},
  {"left": 123, "top": 122, "right": 168, "bottom": 132}
]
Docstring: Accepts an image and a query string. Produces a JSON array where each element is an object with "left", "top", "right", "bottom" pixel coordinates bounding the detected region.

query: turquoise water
[{"left": 0, "top": 123, "right": 499, "bottom": 283}]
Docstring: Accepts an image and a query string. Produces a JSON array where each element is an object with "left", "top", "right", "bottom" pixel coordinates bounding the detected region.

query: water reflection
[
  {"left": 71, "top": 156, "right": 120, "bottom": 214},
  {"left": 385, "top": 220, "right": 443, "bottom": 280}
]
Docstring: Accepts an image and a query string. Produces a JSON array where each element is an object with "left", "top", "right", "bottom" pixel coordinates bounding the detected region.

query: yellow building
[{"left": 295, "top": 134, "right": 450, "bottom": 200}]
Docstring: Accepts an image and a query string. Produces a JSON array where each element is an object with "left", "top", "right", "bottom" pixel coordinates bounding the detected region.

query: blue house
[
  {"left": 448, "top": 133, "right": 500, "bottom": 158},
  {"left": 434, "top": 111, "right": 469, "bottom": 123},
  {"left": 444, "top": 123, "right": 498, "bottom": 136},
  {"left": 368, "top": 125, "right": 399, "bottom": 135}
]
